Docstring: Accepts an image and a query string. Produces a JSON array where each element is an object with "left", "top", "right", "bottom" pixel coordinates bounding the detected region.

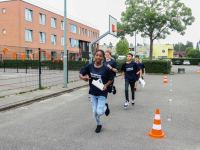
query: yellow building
[{"left": 153, "top": 45, "right": 174, "bottom": 59}]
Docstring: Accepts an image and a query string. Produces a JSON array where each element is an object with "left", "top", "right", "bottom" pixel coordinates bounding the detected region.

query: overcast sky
[{"left": 2, "top": 0, "right": 200, "bottom": 47}]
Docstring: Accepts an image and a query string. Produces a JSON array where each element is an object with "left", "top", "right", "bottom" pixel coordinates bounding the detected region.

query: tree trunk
[{"left": 149, "top": 37, "right": 153, "bottom": 60}]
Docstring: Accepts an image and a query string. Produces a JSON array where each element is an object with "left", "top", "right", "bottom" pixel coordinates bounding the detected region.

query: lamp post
[{"left": 63, "top": 0, "right": 68, "bottom": 88}]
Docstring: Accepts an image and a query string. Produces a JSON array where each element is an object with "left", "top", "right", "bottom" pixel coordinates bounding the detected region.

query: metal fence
[{"left": 0, "top": 45, "right": 92, "bottom": 97}]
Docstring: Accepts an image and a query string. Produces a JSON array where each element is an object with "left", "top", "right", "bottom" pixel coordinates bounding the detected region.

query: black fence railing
[{"left": 0, "top": 45, "right": 94, "bottom": 97}]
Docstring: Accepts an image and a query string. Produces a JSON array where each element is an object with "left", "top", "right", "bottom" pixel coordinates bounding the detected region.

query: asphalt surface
[{"left": 0, "top": 65, "right": 200, "bottom": 150}]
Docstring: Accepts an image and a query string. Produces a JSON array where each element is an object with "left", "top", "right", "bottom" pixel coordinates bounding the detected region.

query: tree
[
  {"left": 185, "top": 41, "right": 193, "bottom": 49},
  {"left": 137, "top": 43, "right": 142, "bottom": 46},
  {"left": 117, "top": 0, "right": 195, "bottom": 60},
  {"left": 174, "top": 42, "right": 186, "bottom": 51},
  {"left": 185, "top": 47, "right": 193, "bottom": 55},
  {"left": 196, "top": 41, "right": 200, "bottom": 50},
  {"left": 116, "top": 38, "right": 129, "bottom": 56},
  {"left": 186, "top": 49, "right": 200, "bottom": 58}
]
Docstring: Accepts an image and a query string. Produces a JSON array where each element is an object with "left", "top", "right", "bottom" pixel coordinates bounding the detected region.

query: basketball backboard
[{"left": 109, "top": 15, "right": 117, "bottom": 36}]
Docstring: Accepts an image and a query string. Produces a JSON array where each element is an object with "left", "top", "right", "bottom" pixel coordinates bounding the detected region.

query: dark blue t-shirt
[
  {"left": 103, "top": 59, "right": 118, "bottom": 77},
  {"left": 80, "top": 63, "right": 114, "bottom": 98},
  {"left": 121, "top": 61, "right": 140, "bottom": 82}
]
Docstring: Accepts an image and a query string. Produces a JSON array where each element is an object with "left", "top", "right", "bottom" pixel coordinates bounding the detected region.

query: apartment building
[{"left": 0, "top": 0, "right": 99, "bottom": 60}]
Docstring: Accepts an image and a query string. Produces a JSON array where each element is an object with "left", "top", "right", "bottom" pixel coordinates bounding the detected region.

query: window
[
  {"left": 61, "top": 21, "right": 64, "bottom": 30},
  {"left": 82, "top": 28, "right": 84, "bottom": 36},
  {"left": 39, "top": 32, "right": 46, "bottom": 43},
  {"left": 39, "top": 13, "right": 46, "bottom": 25},
  {"left": 93, "top": 32, "right": 94, "bottom": 39},
  {"left": 70, "top": 38, "right": 79, "bottom": 48},
  {"left": 85, "top": 29, "right": 87, "bottom": 37},
  {"left": 25, "top": 8, "right": 33, "bottom": 22},
  {"left": 25, "top": 29, "right": 33, "bottom": 42},
  {"left": 51, "top": 34, "right": 56, "bottom": 45},
  {"left": 95, "top": 33, "right": 97, "bottom": 39},
  {"left": 70, "top": 24, "right": 77, "bottom": 34},
  {"left": 51, "top": 17, "right": 56, "bottom": 28},
  {"left": 41, "top": 51, "right": 46, "bottom": 60},
  {"left": 98, "top": 33, "right": 99, "bottom": 38},
  {"left": 79, "top": 27, "right": 81, "bottom": 35},
  {"left": 51, "top": 51, "right": 56, "bottom": 60},
  {"left": 61, "top": 52, "right": 64, "bottom": 60},
  {"left": 3, "top": 30, "right": 6, "bottom": 34},
  {"left": 61, "top": 36, "right": 64, "bottom": 46},
  {"left": 26, "top": 49, "right": 33, "bottom": 60},
  {"left": 91, "top": 31, "right": 92, "bottom": 38},
  {"left": 88, "top": 30, "right": 90, "bottom": 37},
  {"left": 2, "top": 8, "right": 5, "bottom": 13}
]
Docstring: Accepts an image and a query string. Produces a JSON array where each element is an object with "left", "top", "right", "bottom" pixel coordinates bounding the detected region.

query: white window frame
[
  {"left": 61, "top": 52, "right": 64, "bottom": 60},
  {"left": 85, "top": 29, "right": 87, "bottom": 37},
  {"left": 70, "top": 38, "right": 79, "bottom": 48},
  {"left": 39, "top": 13, "right": 46, "bottom": 25},
  {"left": 51, "top": 34, "right": 57, "bottom": 45},
  {"left": 39, "top": 32, "right": 46, "bottom": 44},
  {"left": 79, "top": 27, "right": 81, "bottom": 35},
  {"left": 2, "top": 8, "right": 6, "bottom": 13},
  {"left": 61, "top": 36, "right": 64, "bottom": 46},
  {"left": 93, "top": 32, "right": 94, "bottom": 39},
  {"left": 82, "top": 28, "right": 84, "bottom": 36},
  {"left": 25, "top": 29, "right": 33, "bottom": 42},
  {"left": 88, "top": 30, "right": 90, "bottom": 37},
  {"left": 61, "top": 21, "right": 64, "bottom": 30},
  {"left": 91, "top": 31, "right": 92, "bottom": 38},
  {"left": 70, "top": 24, "right": 77, "bottom": 34},
  {"left": 51, "top": 17, "right": 57, "bottom": 28},
  {"left": 26, "top": 49, "right": 33, "bottom": 60},
  {"left": 25, "top": 8, "right": 33, "bottom": 22}
]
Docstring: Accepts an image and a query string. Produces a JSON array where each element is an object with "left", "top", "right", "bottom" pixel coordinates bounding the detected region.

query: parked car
[
  {"left": 183, "top": 60, "right": 190, "bottom": 65},
  {"left": 174, "top": 60, "right": 181, "bottom": 65},
  {"left": 164, "top": 59, "right": 173, "bottom": 67}
]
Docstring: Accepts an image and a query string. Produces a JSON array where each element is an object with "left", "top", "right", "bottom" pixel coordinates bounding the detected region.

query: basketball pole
[
  {"left": 89, "top": 31, "right": 110, "bottom": 63},
  {"left": 63, "top": 0, "right": 68, "bottom": 88}
]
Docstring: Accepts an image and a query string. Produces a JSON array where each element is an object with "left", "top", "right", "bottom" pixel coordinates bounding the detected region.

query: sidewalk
[{"left": 0, "top": 74, "right": 121, "bottom": 112}]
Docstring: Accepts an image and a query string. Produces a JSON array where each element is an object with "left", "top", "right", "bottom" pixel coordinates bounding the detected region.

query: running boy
[
  {"left": 134, "top": 55, "right": 142, "bottom": 92},
  {"left": 121, "top": 53, "right": 141, "bottom": 108},
  {"left": 79, "top": 49, "right": 114, "bottom": 133},
  {"left": 139, "top": 58, "right": 145, "bottom": 79}
]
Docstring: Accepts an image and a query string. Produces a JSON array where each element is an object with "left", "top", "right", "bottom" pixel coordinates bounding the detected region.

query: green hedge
[
  {"left": 171, "top": 58, "right": 200, "bottom": 65},
  {"left": 1, "top": 59, "right": 171, "bottom": 74}
]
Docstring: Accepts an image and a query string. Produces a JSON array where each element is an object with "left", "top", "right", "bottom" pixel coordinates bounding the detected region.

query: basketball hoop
[{"left": 112, "top": 24, "right": 122, "bottom": 32}]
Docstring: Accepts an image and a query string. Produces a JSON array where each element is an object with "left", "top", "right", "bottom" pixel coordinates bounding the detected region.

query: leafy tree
[
  {"left": 186, "top": 49, "right": 200, "bottom": 58},
  {"left": 137, "top": 43, "right": 142, "bottom": 46},
  {"left": 117, "top": 0, "right": 195, "bottom": 60},
  {"left": 196, "top": 41, "right": 200, "bottom": 50},
  {"left": 185, "top": 47, "right": 193, "bottom": 55},
  {"left": 130, "top": 43, "right": 133, "bottom": 46},
  {"left": 116, "top": 38, "right": 129, "bottom": 56},
  {"left": 174, "top": 42, "right": 186, "bottom": 51},
  {"left": 185, "top": 41, "right": 193, "bottom": 49}
]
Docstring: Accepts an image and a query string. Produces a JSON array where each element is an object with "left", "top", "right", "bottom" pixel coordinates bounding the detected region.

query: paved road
[{"left": 0, "top": 65, "right": 200, "bottom": 150}]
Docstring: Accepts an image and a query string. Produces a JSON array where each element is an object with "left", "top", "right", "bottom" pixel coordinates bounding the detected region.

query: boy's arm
[
  {"left": 103, "top": 80, "right": 113, "bottom": 91},
  {"left": 121, "top": 72, "right": 125, "bottom": 82}
]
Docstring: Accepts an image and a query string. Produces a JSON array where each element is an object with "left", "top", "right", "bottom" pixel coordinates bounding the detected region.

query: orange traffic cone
[
  {"left": 163, "top": 74, "right": 168, "bottom": 83},
  {"left": 198, "top": 70, "right": 200, "bottom": 74},
  {"left": 147, "top": 109, "right": 166, "bottom": 139}
]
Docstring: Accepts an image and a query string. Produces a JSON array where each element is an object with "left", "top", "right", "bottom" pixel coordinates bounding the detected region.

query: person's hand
[
  {"left": 121, "top": 76, "right": 124, "bottom": 82},
  {"left": 103, "top": 85, "right": 107, "bottom": 91},
  {"left": 136, "top": 71, "right": 140, "bottom": 75},
  {"left": 83, "top": 76, "right": 91, "bottom": 82},
  {"left": 107, "top": 64, "right": 112, "bottom": 69}
]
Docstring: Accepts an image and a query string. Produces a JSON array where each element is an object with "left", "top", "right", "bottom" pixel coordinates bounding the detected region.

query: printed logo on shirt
[
  {"left": 126, "top": 67, "right": 133, "bottom": 71},
  {"left": 90, "top": 72, "right": 102, "bottom": 78}
]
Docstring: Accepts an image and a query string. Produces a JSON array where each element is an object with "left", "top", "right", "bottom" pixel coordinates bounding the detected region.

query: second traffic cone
[
  {"left": 147, "top": 109, "right": 166, "bottom": 139},
  {"left": 163, "top": 74, "right": 168, "bottom": 83}
]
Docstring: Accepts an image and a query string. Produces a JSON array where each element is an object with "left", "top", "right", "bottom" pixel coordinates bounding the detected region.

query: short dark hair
[
  {"left": 127, "top": 53, "right": 133, "bottom": 57},
  {"left": 135, "top": 55, "right": 139, "bottom": 58}
]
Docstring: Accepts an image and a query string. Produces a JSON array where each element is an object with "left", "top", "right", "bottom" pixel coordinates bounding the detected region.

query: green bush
[{"left": 171, "top": 58, "right": 200, "bottom": 65}]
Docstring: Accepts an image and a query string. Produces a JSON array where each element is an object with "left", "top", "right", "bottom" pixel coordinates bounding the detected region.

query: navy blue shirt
[
  {"left": 121, "top": 61, "right": 140, "bottom": 82},
  {"left": 80, "top": 63, "right": 114, "bottom": 98},
  {"left": 103, "top": 59, "right": 118, "bottom": 77}
]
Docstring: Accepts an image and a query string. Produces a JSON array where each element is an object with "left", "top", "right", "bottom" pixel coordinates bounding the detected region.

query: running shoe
[
  {"left": 95, "top": 125, "right": 102, "bottom": 133},
  {"left": 131, "top": 99, "right": 135, "bottom": 105},
  {"left": 124, "top": 101, "right": 129, "bottom": 108},
  {"left": 105, "top": 103, "right": 110, "bottom": 116},
  {"left": 112, "top": 86, "right": 116, "bottom": 95}
]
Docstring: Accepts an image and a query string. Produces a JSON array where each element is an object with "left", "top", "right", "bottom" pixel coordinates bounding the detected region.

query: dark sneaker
[
  {"left": 108, "top": 85, "right": 112, "bottom": 93},
  {"left": 124, "top": 101, "right": 129, "bottom": 108},
  {"left": 95, "top": 125, "right": 102, "bottom": 133},
  {"left": 131, "top": 99, "right": 135, "bottom": 105},
  {"left": 112, "top": 86, "right": 116, "bottom": 95},
  {"left": 105, "top": 103, "right": 110, "bottom": 116}
]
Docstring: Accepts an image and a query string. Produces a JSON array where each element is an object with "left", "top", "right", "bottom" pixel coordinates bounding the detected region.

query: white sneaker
[
  {"left": 124, "top": 101, "right": 129, "bottom": 108},
  {"left": 131, "top": 99, "right": 135, "bottom": 105}
]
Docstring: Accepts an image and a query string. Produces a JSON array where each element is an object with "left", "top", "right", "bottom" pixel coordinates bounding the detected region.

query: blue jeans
[{"left": 90, "top": 95, "right": 107, "bottom": 125}]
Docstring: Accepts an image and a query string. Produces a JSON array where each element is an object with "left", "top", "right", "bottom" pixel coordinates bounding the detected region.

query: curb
[{"left": 0, "top": 84, "right": 89, "bottom": 112}]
